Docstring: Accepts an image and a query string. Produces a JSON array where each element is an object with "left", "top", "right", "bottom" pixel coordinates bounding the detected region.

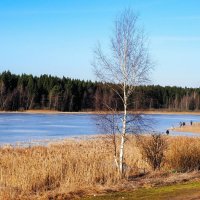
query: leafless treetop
[{"left": 93, "top": 9, "right": 152, "bottom": 101}]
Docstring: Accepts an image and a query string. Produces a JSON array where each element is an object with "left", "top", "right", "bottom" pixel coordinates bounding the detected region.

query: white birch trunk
[
  {"left": 119, "top": 94, "right": 127, "bottom": 175},
  {"left": 119, "top": 133, "right": 125, "bottom": 174}
]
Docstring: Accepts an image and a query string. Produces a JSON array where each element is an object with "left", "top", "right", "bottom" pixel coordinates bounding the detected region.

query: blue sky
[{"left": 0, "top": 0, "right": 200, "bottom": 87}]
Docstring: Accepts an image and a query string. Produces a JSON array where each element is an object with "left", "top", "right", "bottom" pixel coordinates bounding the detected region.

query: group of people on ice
[
  {"left": 166, "top": 120, "right": 193, "bottom": 135},
  {"left": 179, "top": 120, "right": 193, "bottom": 127}
]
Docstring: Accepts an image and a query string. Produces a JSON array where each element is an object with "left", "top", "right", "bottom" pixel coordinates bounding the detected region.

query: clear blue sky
[{"left": 0, "top": 0, "right": 200, "bottom": 87}]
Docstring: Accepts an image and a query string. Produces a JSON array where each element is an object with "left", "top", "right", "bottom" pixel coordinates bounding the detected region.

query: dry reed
[
  {"left": 165, "top": 136, "right": 200, "bottom": 172},
  {"left": 0, "top": 136, "right": 141, "bottom": 199},
  {"left": 0, "top": 135, "right": 200, "bottom": 199}
]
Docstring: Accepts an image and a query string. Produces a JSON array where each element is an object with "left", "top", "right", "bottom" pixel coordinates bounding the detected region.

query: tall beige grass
[
  {"left": 166, "top": 136, "right": 200, "bottom": 172},
  {"left": 0, "top": 136, "right": 141, "bottom": 199},
  {"left": 0, "top": 135, "right": 200, "bottom": 199}
]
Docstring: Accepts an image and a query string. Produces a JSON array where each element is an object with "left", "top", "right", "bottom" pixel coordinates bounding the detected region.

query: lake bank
[{"left": 1, "top": 109, "right": 200, "bottom": 115}]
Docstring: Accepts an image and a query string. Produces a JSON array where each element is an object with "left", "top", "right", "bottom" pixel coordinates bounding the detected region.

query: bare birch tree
[{"left": 93, "top": 9, "right": 152, "bottom": 176}]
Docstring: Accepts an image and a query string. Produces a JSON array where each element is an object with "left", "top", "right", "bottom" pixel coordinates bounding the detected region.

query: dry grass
[
  {"left": 172, "top": 122, "right": 200, "bottom": 133},
  {"left": 0, "top": 135, "right": 200, "bottom": 199},
  {"left": 0, "top": 136, "right": 142, "bottom": 200},
  {"left": 165, "top": 136, "right": 200, "bottom": 172}
]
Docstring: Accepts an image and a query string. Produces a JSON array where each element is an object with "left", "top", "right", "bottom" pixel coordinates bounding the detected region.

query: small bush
[{"left": 138, "top": 134, "right": 167, "bottom": 171}]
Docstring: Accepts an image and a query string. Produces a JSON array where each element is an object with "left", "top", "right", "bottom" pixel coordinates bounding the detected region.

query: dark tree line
[
  {"left": 0, "top": 71, "right": 96, "bottom": 111},
  {"left": 0, "top": 71, "right": 200, "bottom": 111}
]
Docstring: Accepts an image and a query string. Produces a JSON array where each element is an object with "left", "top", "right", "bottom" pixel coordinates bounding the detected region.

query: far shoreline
[{"left": 1, "top": 109, "right": 200, "bottom": 115}]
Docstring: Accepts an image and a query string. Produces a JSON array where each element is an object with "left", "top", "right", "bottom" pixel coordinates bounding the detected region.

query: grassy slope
[{"left": 84, "top": 182, "right": 200, "bottom": 200}]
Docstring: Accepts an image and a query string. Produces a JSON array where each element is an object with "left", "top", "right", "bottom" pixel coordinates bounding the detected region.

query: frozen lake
[{"left": 0, "top": 113, "right": 199, "bottom": 145}]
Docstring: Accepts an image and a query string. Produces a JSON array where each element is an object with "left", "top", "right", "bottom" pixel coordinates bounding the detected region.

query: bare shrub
[{"left": 138, "top": 134, "right": 167, "bottom": 171}]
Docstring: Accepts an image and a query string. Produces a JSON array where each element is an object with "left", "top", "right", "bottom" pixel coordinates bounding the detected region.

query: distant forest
[{"left": 0, "top": 71, "right": 200, "bottom": 111}]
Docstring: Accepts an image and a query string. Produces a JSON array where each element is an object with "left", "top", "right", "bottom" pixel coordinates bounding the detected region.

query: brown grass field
[{"left": 0, "top": 135, "right": 200, "bottom": 199}]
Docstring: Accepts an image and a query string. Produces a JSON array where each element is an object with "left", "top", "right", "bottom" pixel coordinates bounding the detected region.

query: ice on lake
[{"left": 0, "top": 113, "right": 199, "bottom": 145}]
